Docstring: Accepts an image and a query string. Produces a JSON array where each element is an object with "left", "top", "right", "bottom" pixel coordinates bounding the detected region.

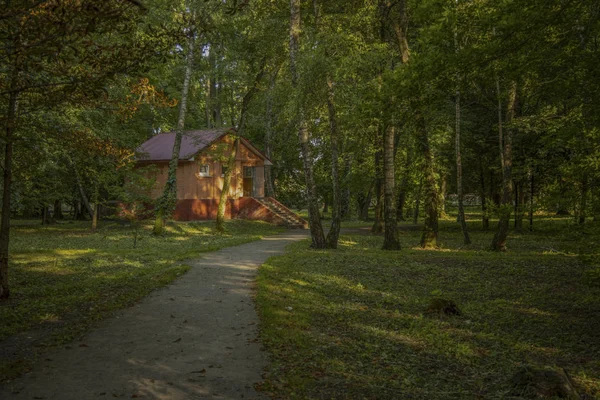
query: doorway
[{"left": 243, "top": 166, "right": 255, "bottom": 197}]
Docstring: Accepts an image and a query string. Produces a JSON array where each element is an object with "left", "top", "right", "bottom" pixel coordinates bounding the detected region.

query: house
[{"left": 136, "top": 128, "right": 306, "bottom": 227}]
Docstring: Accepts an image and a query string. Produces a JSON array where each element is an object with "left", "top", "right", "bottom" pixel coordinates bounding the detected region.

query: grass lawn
[
  {"left": 256, "top": 213, "right": 600, "bottom": 399},
  {"left": 0, "top": 218, "right": 284, "bottom": 381}
]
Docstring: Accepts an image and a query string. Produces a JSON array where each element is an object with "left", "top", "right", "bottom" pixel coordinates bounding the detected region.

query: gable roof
[
  {"left": 136, "top": 128, "right": 273, "bottom": 165},
  {"left": 136, "top": 128, "right": 230, "bottom": 161}
]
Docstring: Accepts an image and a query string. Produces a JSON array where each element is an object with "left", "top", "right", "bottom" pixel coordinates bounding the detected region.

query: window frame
[{"left": 198, "top": 163, "right": 211, "bottom": 177}]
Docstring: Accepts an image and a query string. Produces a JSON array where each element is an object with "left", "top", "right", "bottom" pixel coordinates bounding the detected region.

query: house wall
[
  {"left": 141, "top": 136, "right": 266, "bottom": 201},
  {"left": 173, "top": 197, "right": 286, "bottom": 224}
]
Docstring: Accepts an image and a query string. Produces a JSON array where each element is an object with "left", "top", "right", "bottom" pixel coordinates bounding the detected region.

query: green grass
[
  {"left": 0, "top": 218, "right": 284, "bottom": 381},
  {"left": 256, "top": 213, "right": 600, "bottom": 399}
]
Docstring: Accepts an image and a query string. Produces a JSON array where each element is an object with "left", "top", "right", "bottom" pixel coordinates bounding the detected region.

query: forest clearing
[
  {"left": 258, "top": 211, "right": 600, "bottom": 399},
  {"left": 1, "top": 0, "right": 600, "bottom": 399}
]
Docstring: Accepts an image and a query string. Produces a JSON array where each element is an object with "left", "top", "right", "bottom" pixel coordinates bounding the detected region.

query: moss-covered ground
[{"left": 257, "top": 212, "right": 600, "bottom": 399}]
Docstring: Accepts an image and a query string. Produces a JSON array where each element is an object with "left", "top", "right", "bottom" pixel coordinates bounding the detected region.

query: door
[{"left": 243, "top": 166, "right": 255, "bottom": 197}]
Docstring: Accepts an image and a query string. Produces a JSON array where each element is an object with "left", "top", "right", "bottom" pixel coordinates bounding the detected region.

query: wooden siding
[{"left": 142, "top": 136, "right": 266, "bottom": 200}]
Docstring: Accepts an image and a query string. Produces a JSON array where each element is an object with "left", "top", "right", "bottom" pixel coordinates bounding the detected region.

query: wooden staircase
[{"left": 255, "top": 197, "right": 308, "bottom": 229}]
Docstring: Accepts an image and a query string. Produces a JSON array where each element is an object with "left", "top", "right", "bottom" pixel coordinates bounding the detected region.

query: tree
[{"left": 1, "top": 0, "right": 168, "bottom": 299}]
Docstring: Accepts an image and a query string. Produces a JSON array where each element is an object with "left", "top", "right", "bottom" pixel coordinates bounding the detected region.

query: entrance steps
[{"left": 254, "top": 197, "right": 308, "bottom": 229}]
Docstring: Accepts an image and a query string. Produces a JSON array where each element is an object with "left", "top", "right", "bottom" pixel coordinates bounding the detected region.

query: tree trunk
[
  {"left": 492, "top": 81, "right": 517, "bottom": 251},
  {"left": 371, "top": 150, "right": 384, "bottom": 233},
  {"left": 264, "top": 70, "right": 278, "bottom": 198},
  {"left": 358, "top": 184, "right": 373, "bottom": 221},
  {"left": 208, "top": 44, "right": 222, "bottom": 128},
  {"left": 529, "top": 167, "right": 535, "bottom": 230},
  {"left": 515, "top": 181, "right": 525, "bottom": 232},
  {"left": 413, "top": 178, "right": 422, "bottom": 225},
  {"left": 42, "top": 205, "right": 51, "bottom": 225},
  {"left": 216, "top": 59, "right": 267, "bottom": 232},
  {"left": 340, "top": 155, "right": 351, "bottom": 219},
  {"left": 417, "top": 113, "right": 439, "bottom": 248},
  {"left": 440, "top": 175, "right": 447, "bottom": 219},
  {"left": 153, "top": 33, "right": 195, "bottom": 235},
  {"left": 455, "top": 87, "right": 471, "bottom": 245},
  {"left": 53, "top": 200, "right": 63, "bottom": 220},
  {"left": 325, "top": 77, "right": 341, "bottom": 249},
  {"left": 0, "top": 90, "right": 17, "bottom": 299},
  {"left": 216, "top": 139, "right": 238, "bottom": 232},
  {"left": 71, "top": 159, "right": 94, "bottom": 219},
  {"left": 479, "top": 159, "right": 490, "bottom": 229},
  {"left": 396, "top": 148, "right": 412, "bottom": 222},
  {"left": 382, "top": 125, "right": 400, "bottom": 250},
  {"left": 290, "top": 0, "right": 326, "bottom": 248},
  {"left": 92, "top": 203, "right": 99, "bottom": 230}
]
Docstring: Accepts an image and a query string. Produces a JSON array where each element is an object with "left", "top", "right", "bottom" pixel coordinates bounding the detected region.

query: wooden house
[{"left": 136, "top": 128, "right": 306, "bottom": 227}]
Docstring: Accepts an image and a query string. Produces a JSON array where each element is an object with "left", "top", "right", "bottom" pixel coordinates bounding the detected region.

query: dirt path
[{"left": 1, "top": 230, "right": 307, "bottom": 400}]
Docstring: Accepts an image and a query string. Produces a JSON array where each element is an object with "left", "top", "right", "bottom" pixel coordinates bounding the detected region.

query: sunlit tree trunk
[
  {"left": 290, "top": 0, "right": 326, "bottom": 248},
  {"left": 492, "top": 80, "right": 517, "bottom": 251},
  {"left": 216, "top": 60, "right": 267, "bottom": 232},
  {"left": 153, "top": 33, "right": 195, "bottom": 235},
  {"left": 216, "top": 138, "right": 238, "bottom": 232}
]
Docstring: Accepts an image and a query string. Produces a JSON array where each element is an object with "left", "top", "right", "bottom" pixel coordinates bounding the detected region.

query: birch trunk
[
  {"left": 290, "top": 0, "right": 326, "bottom": 248},
  {"left": 491, "top": 81, "right": 517, "bottom": 251},
  {"left": 153, "top": 33, "right": 195, "bottom": 235}
]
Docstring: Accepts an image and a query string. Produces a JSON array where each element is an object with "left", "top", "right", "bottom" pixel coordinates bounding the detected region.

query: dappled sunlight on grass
[
  {"left": 0, "top": 219, "right": 284, "bottom": 382},
  {"left": 257, "top": 216, "right": 600, "bottom": 399}
]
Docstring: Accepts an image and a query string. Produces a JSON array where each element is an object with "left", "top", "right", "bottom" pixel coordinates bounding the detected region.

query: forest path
[{"left": 1, "top": 229, "right": 307, "bottom": 400}]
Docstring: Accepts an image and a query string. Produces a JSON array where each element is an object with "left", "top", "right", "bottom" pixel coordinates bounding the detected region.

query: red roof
[{"left": 136, "top": 129, "right": 230, "bottom": 161}]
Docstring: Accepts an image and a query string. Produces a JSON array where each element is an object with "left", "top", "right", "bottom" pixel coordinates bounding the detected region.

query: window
[
  {"left": 221, "top": 165, "right": 229, "bottom": 177},
  {"left": 243, "top": 166, "right": 253, "bottom": 178},
  {"left": 198, "top": 164, "right": 210, "bottom": 177}
]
